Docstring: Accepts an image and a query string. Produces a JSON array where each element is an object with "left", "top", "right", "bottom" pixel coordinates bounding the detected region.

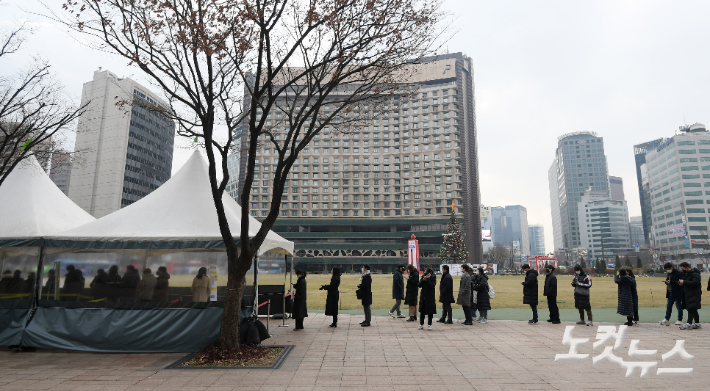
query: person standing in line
[
  {"left": 90, "top": 268, "right": 107, "bottom": 300},
  {"left": 190, "top": 267, "right": 211, "bottom": 302},
  {"left": 678, "top": 262, "right": 702, "bottom": 330},
  {"left": 119, "top": 265, "right": 141, "bottom": 301},
  {"left": 543, "top": 265, "right": 560, "bottom": 324},
  {"left": 292, "top": 270, "right": 308, "bottom": 330},
  {"left": 660, "top": 262, "right": 684, "bottom": 326},
  {"left": 572, "top": 264, "right": 593, "bottom": 326},
  {"left": 359, "top": 264, "right": 373, "bottom": 327},
  {"left": 152, "top": 266, "right": 170, "bottom": 302},
  {"left": 615, "top": 268, "right": 635, "bottom": 326},
  {"left": 136, "top": 268, "right": 157, "bottom": 302},
  {"left": 457, "top": 264, "right": 473, "bottom": 325},
  {"left": 389, "top": 265, "right": 405, "bottom": 318},
  {"left": 438, "top": 265, "right": 454, "bottom": 324},
  {"left": 472, "top": 267, "right": 491, "bottom": 323},
  {"left": 521, "top": 264, "right": 539, "bottom": 325},
  {"left": 626, "top": 268, "right": 639, "bottom": 324},
  {"left": 417, "top": 268, "right": 437, "bottom": 330},
  {"left": 105, "top": 265, "right": 122, "bottom": 302},
  {"left": 320, "top": 266, "right": 340, "bottom": 328},
  {"left": 43, "top": 270, "right": 56, "bottom": 299},
  {"left": 404, "top": 264, "right": 419, "bottom": 322},
  {"left": 63, "top": 265, "right": 85, "bottom": 297}
]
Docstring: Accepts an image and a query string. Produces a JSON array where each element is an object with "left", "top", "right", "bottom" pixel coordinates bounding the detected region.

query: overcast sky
[{"left": 2, "top": 0, "right": 710, "bottom": 253}]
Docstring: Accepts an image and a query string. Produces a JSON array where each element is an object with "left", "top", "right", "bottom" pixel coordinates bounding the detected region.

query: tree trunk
[{"left": 218, "top": 244, "right": 251, "bottom": 349}]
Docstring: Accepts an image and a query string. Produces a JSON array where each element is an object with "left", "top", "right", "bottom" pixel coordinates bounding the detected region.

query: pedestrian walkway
[{"left": 1, "top": 313, "right": 708, "bottom": 390}]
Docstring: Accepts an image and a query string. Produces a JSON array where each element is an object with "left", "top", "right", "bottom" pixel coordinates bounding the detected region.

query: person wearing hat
[
  {"left": 678, "top": 261, "right": 702, "bottom": 330},
  {"left": 389, "top": 264, "right": 405, "bottom": 318},
  {"left": 543, "top": 264, "right": 560, "bottom": 324},
  {"left": 521, "top": 264, "right": 539, "bottom": 325}
]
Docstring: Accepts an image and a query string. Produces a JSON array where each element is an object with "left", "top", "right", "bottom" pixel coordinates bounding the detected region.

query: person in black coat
[
  {"left": 417, "top": 268, "right": 437, "bottom": 330},
  {"left": 626, "top": 268, "right": 639, "bottom": 324},
  {"left": 543, "top": 265, "right": 560, "bottom": 324},
  {"left": 662, "top": 262, "right": 684, "bottom": 325},
  {"left": 119, "top": 265, "right": 141, "bottom": 301},
  {"left": 521, "top": 264, "right": 539, "bottom": 325},
  {"left": 90, "top": 268, "right": 107, "bottom": 299},
  {"left": 152, "top": 266, "right": 171, "bottom": 302},
  {"left": 389, "top": 265, "right": 405, "bottom": 318},
  {"left": 104, "top": 265, "right": 122, "bottom": 302},
  {"left": 678, "top": 262, "right": 702, "bottom": 330},
  {"left": 572, "top": 264, "right": 593, "bottom": 326},
  {"left": 8, "top": 270, "right": 24, "bottom": 294},
  {"left": 62, "top": 265, "right": 85, "bottom": 297},
  {"left": 615, "top": 268, "right": 635, "bottom": 326},
  {"left": 43, "top": 270, "right": 56, "bottom": 299},
  {"left": 22, "top": 272, "right": 36, "bottom": 296},
  {"left": 472, "top": 268, "right": 491, "bottom": 323},
  {"left": 358, "top": 264, "right": 373, "bottom": 327},
  {"left": 438, "top": 265, "right": 455, "bottom": 324},
  {"left": 320, "top": 267, "right": 340, "bottom": 328},
  {"left": 292, "top": 270, "right": 308, "bottom": 330},
  {"left": 404, "top": 265, "right": 419, "bottom": 322}
]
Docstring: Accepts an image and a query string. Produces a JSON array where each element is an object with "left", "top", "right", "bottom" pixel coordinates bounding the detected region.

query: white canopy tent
[
  {"left": 0, "top": 156, "right": 96, "bottom": 248},
  {"left": 47, "top": 150, "right": 294, "bottom": 256}
]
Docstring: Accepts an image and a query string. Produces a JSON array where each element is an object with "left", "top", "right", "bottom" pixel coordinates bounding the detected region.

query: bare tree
[
  {"left": 60, "top": 0, "right": 446, "bottom": 349},
  {"left": 0, "top": 23, "right": 87, "bottom": 186},
  {"left": 485, "top": 244, "right": 511, "bottom": 270}
]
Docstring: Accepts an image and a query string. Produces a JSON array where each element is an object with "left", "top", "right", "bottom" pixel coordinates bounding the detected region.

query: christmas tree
[{"left": 439, "top": 205, "right": 469, "bottom": 264}]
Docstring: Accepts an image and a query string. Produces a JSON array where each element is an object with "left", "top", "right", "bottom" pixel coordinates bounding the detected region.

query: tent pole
[
  {"left": 253, "top": 254, "right": 259, "bottom": 318},
  {"left": 279, "top": 255, "right": 289, "bottom": 327}
]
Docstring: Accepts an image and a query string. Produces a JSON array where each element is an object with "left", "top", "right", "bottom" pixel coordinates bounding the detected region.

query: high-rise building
[
  {"left": 633, "top": 138, "right": 665, "bottom": 245},
  {"left": 226, "top": 125, "right": 242, "bottom": 202},
  {"left": 238, "top": 53, "right": 482, "bottom": 271},
  {"left": 578, "top": 190, "right": 631, "bottom": 260},
  {"left": 644, "top": 123, "right": 710, "bottom": 266},
  {"left": 491, "top": 205, "right": 529, "bottom": 257},
  {"left": 528, "top": 224, "right": 545, "bottom": 256},
  {"left": 69, "top": 70, "right": 175, "bottom": 218},
  {"left": 629, "top": 216, "right": 644, "bottom": 247},
  {"left": 549, "top": 132, "right": 610, "bottom": 252},
  {"left": 609, "top": 176, "right": 625, "bottom": 201},
  {"left": 49, "top": 152, "right": 72, "bottom": 195}
]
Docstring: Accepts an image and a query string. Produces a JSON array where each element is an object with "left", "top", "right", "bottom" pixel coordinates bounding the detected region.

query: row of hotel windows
[{"left": 251, "top": 208, "right": 460, "bottom": 217}]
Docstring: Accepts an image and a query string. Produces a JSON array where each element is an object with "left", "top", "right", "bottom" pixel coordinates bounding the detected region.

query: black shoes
[
  {"left": 445, "top": 320, "right": 453, "bottom": 324},
  {"left": 547, "top": 319, "right": 553, "bottom": 322},
  {"left": 551, "top": 320, "right": 561, "bottom": 324},
  {"left": 406, "top": 317, "right": 416, "bottom": 322},
  {"left": 361, "top": 322, "right": 371, "bottom": 327},
  {"left": 328, "top": 323, "right": 337, "bottom": 328},
  {"left": 624, "top": 320, "right": 634, "bottom": 326},
  {"left": 436, "top": 318, "right": 446, "bottom": 323},
  {"left": 463, "top": 321, "right": 473, "bottom": 325}
]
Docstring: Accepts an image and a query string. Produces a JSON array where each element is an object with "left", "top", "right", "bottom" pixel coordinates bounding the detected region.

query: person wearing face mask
[
  {"left": 457, "top": 264, "right": 473, "bottom": 325},
  {"left": 520, "top": 264, "right": 539, "bottom": 325},
  {"left": 358, "top": 264, "right": 373, "bottom": 327},
  {"left": 543, "top": 265, "right": 560, "bottom": 324},
  {"left": 417, "top": 268, "right": 437, "bottom": 330},
  {"left": 660, "top": 262, "right": 684, "bottom": 326},
  {"left": 572, "top": 264, "right": 593, "bottom": 326},
  {"left": 472, "top": 267, "right": 491, "bottom": 323},
  {"left": 677, "top": 262, "right": 702, "bottom": 330}
]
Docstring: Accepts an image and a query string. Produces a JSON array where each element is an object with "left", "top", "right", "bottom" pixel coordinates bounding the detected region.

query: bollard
[
  {"left": 279, "top": 292, "right": 289, "bottom": 327},
  {"left": 267, "top": 300, "right": 270, "bottom": 334}
]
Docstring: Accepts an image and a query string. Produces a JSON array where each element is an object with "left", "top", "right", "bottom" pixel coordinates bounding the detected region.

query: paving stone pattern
[{"left": 1, "top": 314, "right": 708, "bottom": 390}]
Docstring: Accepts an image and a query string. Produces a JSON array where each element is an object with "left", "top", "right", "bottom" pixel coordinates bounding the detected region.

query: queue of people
[{"left": 9, "top": 264, "right": 215, "bottom": 303}]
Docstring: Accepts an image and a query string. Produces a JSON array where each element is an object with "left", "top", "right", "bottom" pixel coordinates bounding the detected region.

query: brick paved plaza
[{"left": 1, "top": 313, "right": 707, "bottom": 390}]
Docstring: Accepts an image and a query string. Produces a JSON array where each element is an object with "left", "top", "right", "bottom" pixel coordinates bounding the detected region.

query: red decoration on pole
[{"left": 408, "top": 234, "right": 420, "bottom": 272}]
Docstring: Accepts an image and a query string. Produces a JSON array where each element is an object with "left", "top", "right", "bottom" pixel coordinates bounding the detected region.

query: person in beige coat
[
  {"left": 191, "top": 267, "right": 211, "bottom": 302},
  {"left": 136, "top": 268, "right": 157, "bottom": 302}
]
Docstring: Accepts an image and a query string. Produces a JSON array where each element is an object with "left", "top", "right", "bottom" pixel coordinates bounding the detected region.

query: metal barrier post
[{"left": 266, "top": 300, "right": 271, "bottom": 334}]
